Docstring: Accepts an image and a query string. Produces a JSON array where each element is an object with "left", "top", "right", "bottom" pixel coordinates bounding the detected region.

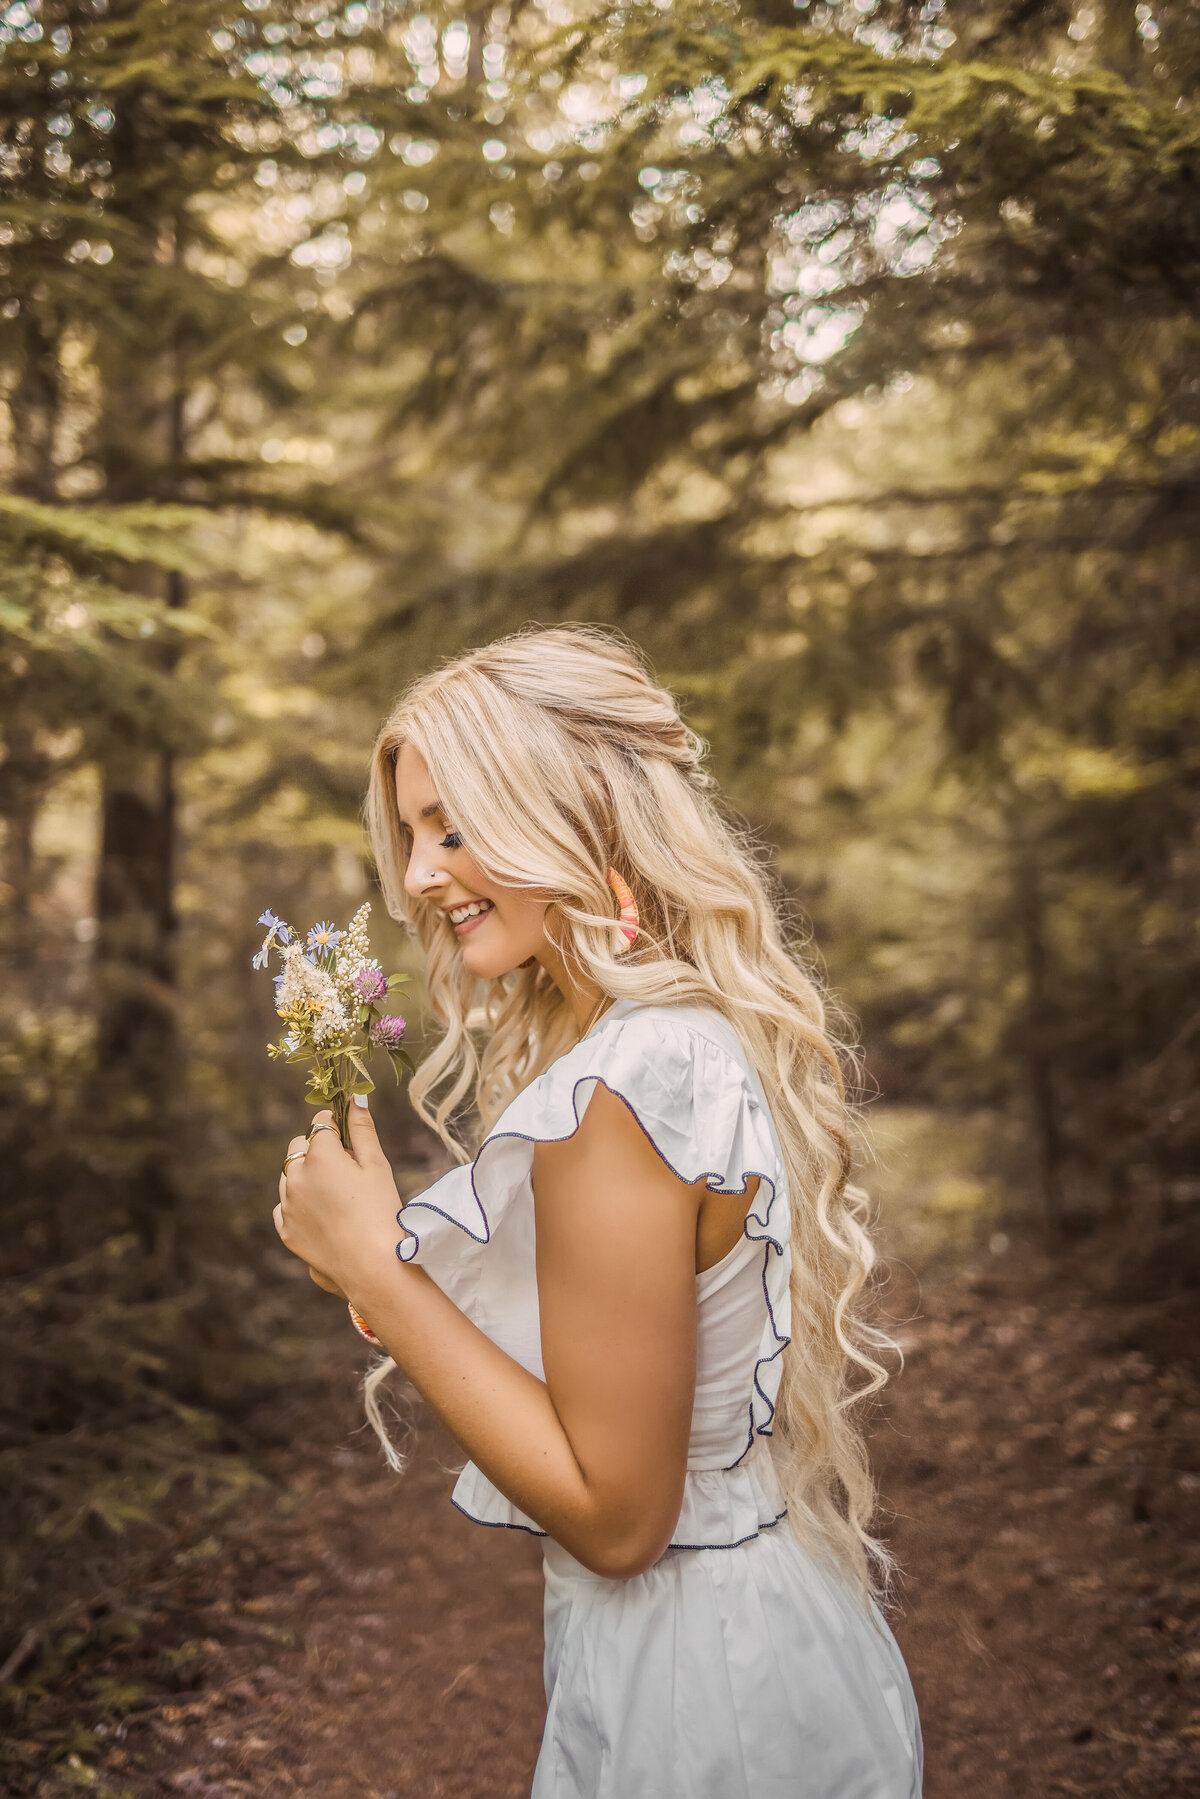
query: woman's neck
[{"left": 536, "top": 939, "right": 606, "bottom": 1033}]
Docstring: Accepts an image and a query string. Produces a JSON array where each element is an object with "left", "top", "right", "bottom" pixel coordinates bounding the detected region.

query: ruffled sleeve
[{"left": 394, "top": 1004, "right": 793, "bottom": 1547}]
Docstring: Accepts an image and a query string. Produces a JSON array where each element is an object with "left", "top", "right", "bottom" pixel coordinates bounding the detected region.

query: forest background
[{"left": 0, "top": 0, "right": 1197, "bottom": 1792}]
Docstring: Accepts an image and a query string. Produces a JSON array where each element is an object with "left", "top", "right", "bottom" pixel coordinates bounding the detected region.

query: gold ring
[
  {"left": 308, "top": 1121, "right": 339, "bottom": 1140},
  {"left": 283, "top": 1149, "right": 308, "bottom": 1170}
]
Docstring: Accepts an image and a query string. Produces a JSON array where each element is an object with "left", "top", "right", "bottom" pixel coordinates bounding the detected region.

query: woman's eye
[{"left": 440, "top": 831, "right": 463, "bottom": 850}]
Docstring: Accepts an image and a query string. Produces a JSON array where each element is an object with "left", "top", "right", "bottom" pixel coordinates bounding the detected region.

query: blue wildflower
[
  {"left": 257, "top": 908, "right": 291, "bottom": 944},
  {"left": 306, "top": 921, "right": 342, "bottom": 953},
  {"left": 252, "top": 909, "right": 293, "bottom": 968}
]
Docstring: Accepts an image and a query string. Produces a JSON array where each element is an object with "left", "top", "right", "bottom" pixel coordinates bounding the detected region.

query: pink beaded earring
[{"left": 607, "top": 867, "right": 639, "bottom": 952}]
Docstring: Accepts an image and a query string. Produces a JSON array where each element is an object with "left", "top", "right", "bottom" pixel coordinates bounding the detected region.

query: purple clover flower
[
  {"left": 353, "top": 966, "right": 388, "bottom": 1003},
  {"left": 370, "top": 1015, "right": 407, "bottom": 1050}
]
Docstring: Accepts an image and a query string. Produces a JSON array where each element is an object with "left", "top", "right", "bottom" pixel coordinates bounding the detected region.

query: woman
[{"left": 274, "top": 626, "right": 923, "bottom": 1798}]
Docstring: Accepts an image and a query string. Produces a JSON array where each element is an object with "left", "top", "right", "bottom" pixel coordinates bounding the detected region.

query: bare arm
[{"left": 275, "top": 1091, "right": 702, "bottom": 1577}]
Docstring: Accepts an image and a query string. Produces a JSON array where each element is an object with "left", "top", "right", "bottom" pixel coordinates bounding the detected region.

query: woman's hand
[
  {"left": 276, "top": 1136, "right": 350, "bottom": 1295},
  {"left": 273, "top": 1101, "right": 402, "bottom": 1298}
]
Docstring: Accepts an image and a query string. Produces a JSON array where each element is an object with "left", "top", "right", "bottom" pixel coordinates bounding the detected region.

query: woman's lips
[{"left": 449, "top": 901, "right": 494, "bottom": 936}]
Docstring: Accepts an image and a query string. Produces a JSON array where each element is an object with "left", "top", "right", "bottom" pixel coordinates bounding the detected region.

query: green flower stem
[
  {"left": 322, "top": 1061, "right": 353, "bottom": 1149},
  {"left": 331, "top": 1086, "right": 350, "bottom": 1149}
]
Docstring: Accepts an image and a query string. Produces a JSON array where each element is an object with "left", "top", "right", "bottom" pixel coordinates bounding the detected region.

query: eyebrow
[{"left": 396, "top": 799, "right": 445, "bottom": 830}]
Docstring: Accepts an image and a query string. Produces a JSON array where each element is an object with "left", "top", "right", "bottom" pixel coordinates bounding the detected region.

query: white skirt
[{"left": 534, "top": 1524, "right": 923, "bottom": 1799}]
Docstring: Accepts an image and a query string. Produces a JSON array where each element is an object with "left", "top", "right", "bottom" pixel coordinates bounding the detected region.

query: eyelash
[{"left": 440, "top": 831, "right": 462, "bottom": 850}]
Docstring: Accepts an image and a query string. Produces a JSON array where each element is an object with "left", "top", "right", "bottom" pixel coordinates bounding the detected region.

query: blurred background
[{"left": 1, "top": 1, "right": 1197, "bottom": 1794}]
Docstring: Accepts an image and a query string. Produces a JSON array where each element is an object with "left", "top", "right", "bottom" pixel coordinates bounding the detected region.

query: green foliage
[{"left": 0, "top": 1021, "right": 265, "bottom": 1589}]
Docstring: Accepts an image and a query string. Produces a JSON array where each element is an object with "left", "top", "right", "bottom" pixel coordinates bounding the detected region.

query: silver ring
[
  {"left": 283, "top": 1149, "right": 308, "bottom": 1170},
  {"left": 308, "top": 1121, "right": 339, "bottom": 1139}
]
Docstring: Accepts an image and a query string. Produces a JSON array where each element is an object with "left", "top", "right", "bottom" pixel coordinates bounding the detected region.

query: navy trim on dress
[
  {"left": 449, "top": 1498, "right": 791, "bottom": 1556},
  {"left": 450, "top": 1496, "right": 547, "bottom": 1538},
  {"left": 666, "top": 1509, "right": 789, "bottom": 1553}
]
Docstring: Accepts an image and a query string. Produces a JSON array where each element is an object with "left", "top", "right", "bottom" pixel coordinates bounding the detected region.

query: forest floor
[{"left": 7, "top": 1208, "right": 1200, "bottom": 1799}]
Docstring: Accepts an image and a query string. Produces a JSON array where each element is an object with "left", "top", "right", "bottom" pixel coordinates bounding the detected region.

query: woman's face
[{"left": 395, "top": 741, "right": 552, "bottom": 981}]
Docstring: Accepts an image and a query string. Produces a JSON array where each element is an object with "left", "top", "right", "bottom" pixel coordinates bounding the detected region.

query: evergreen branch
[
  {"left": 761, "top": 473, "right": 1200, "bottom": 516},
  {"left": 0, "top": 496, "right": 211, "bottom": 575}
]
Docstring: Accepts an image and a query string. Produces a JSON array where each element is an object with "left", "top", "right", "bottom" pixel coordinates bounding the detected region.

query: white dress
[{"left": 397, "top": 1000, "right": 923, "bottom": 1798}]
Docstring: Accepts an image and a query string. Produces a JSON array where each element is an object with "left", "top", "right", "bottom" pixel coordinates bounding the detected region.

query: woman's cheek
[
  {"left": 461, "top": 899, "right": 546, "bottom": 977},
  {"left": 505, "top": 899, "right": 551, "bottom": 964}
]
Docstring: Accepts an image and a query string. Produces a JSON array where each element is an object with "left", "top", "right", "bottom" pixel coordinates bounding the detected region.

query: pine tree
[{"left": 0, "top": 0, "right": 400, "bottom": 1233}]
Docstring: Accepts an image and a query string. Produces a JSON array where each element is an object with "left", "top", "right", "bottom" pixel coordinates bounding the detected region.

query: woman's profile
[{"left": 273, "top": 626, "right": 923, "bottom": 1797}]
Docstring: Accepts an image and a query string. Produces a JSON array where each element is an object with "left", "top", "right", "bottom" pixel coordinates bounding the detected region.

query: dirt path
[
  {"left": 25, "top": 1223, "right": 1200, "bottom": 1798},
  {"left": 874, "top": 1229, "right": 1199, "bottom": 1798},
  {"left": 84, "top": 1392, "right": 548, "bottom": 1799}
]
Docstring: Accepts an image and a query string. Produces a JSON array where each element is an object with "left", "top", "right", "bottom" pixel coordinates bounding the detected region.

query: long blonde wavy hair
[{"left": 366, "top": 625, "right": 895, "bottom": 1597}]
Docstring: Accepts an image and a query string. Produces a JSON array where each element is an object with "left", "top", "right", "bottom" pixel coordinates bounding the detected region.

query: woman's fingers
[
  {"left": 280, "top": 1134, "right": 309, "bottom": 1204},
  {"left": 301, "top": 1110, "right": 347, "bottom": 1166},
  {"left": 344, "top": 1093, "right": 385, "bottom": 1168},
  {"left": 276, "top": 1118, "right": 328, "bottom": 1244}
]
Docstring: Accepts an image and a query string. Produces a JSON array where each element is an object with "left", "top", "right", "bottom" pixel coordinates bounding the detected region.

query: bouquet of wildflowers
[{"left": 253, "top": 901, "right": 411, "bottom": 1147}]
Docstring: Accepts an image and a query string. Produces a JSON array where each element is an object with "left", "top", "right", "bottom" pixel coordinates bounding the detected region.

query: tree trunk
[
  {"left": 3, "top": 320, "right": 60, "bottom": 967},
  {"left": 92, "top": 729, "right": 180, "bottom": 1249},
  {"left": 1012, "top": 835, "right": 1063, "bottom": 1226},
  {"left": 0, "top": 714, "right": 44, "bottom": 927},
  {"left": 95, "top": 744, "right": 177, "bottom": 1074},
  {"left": 91, "top": 276, "right": 189, "bottom": 1252},
  {"left": 11, "top": 313, "right": 60, "bottom": 500}
]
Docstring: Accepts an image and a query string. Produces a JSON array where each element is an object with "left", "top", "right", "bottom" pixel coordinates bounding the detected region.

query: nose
[{"left": 403, "top": 845, "right": 448, "bottom": 903}]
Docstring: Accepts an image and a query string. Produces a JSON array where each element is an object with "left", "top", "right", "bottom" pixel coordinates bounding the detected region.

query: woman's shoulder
[
  {"left": 573, "top": 998, "right": 754, "bottom": 1074},
  {"left": 489, "top": 998, "right": 782, "bottom": 1181},
  {"left": 517, "top": 1000, "right": 746, "bottom": 1108}
]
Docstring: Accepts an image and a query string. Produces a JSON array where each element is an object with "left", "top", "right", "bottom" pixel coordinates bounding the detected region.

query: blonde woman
[{"left": 273, "top": 627, "right": 923, "bottom": 1798}]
